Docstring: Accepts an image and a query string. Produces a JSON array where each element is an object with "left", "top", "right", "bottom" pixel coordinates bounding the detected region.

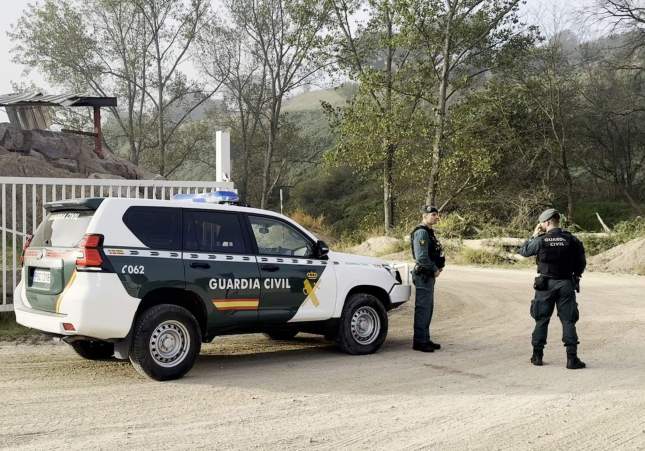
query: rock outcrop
[{"left": 0, "top": 123, "right": 154, "bottom": 179}]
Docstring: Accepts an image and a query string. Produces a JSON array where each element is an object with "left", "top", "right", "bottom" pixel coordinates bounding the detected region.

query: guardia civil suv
[{"left": 14, "top": 194, "right": 410, "bottom": 380}]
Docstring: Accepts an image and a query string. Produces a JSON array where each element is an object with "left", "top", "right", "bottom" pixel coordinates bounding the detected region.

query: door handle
[
  {"left": 190, "top": 262, "right": 211, "bottom": 269},
  {"left": 261, "top": 264, "right": 280, "bottom": 272}
]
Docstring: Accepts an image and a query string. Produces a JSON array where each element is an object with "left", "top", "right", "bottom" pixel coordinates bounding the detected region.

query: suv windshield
[{"left": 31, "top": 211, "right": 94, "bottom": 248}]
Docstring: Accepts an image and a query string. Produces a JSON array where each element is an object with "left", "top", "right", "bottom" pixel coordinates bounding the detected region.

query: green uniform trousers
[{"left": 530, "top": 278, "right": 580, "bottom": 353}]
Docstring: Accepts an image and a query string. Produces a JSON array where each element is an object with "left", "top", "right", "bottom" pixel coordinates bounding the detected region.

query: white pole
[
  {"left": 280, "top": 188, "right": 284, "bottom": 214},
  {"left": 216, "top": 131, "right": 231, "bottom": 183}
]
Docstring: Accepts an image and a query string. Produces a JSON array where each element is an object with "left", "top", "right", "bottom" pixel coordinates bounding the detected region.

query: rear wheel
[
  {"left": 129, "top": 304, "right": 201, "bottom": 381},
  {"left": 70, "top": 340, "right": 114, "bottom": 360},
  {"left": 337, "top": 293, "right": 388, "bottom": 355}
]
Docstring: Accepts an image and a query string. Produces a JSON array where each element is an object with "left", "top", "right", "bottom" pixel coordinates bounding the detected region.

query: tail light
[
  {"left": 19, "top": 233, "right": 33, "bottom": 267},
  {"left": 76, "top": 234, "right": 104, "bottom": 269}
]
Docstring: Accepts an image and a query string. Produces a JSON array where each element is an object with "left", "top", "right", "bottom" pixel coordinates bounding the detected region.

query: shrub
[
  {"left": 581, "top": 235, "right": 622, "bottom": 256},
  {"left": 613, "top": 216, "right": 645, "bottom": 239},
  {"left": 580, "top": 217, "right": 645, "bottom": 256},
  {"left": 435, "top": 212, "right": 481, "bottom": 239},
  {"left": 289, "top": 209, "right": 327, "bottom": 233},
  {"left": 459, "top": 247, "right": 510, "bottom": 265}
]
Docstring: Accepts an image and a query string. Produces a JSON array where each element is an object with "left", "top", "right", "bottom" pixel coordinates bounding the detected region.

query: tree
[
  {"left": 197, "top": 17, "right": 268, "bottom": 202},
  {"left": 226, "top": 0, "right": 333, "bottom": 208},
  {"left": 504, "top": 32, "right": 582, "bottom": 221},
  {"left": 577, "top": 63, "right": 645, "bottom": 214},
  {"left": 10, "top": 0, "right": 220, "bottom": 176},
  {"left": 326, "top": 0, "right": 432, "bottom": 232},
  {"left": 398, "top": 0, "right": 533, "bottom": 206}
]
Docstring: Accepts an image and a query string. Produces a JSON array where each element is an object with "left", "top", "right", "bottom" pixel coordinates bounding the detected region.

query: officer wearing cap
[
  {"left": 519, "top": 208, "right": 587, "bottom": 369},
  {"left": 410, "top": 205, "right": 445, "bottom": 352}
]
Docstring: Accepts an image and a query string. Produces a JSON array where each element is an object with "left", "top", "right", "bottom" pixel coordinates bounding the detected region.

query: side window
[
  {"left": 249, "top": 215, "right": 312, "bottom": 257},
  {"left": 183, "top": 210, "right": 247, "bottom": 254},
  {"left": 123, "top": 207, "right": 181, "bottom": 250}
]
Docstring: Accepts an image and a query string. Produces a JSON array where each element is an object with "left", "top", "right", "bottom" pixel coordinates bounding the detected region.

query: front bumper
[{"left": 389, "top": 283, "right": 411, "bottom": 306}]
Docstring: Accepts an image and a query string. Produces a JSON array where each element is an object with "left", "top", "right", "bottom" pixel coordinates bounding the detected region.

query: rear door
[
  {"left": 24, "top": 210, "right": 94, "bottom": 313},
  {"left": 183, "top": 209, "right": 261, "bottom": 331},
  {"left": 113, "top": 206, "right": 184, "bottom": 298},
  {"left": 247, "top": 214, "right": 331, "bottom": 323}
]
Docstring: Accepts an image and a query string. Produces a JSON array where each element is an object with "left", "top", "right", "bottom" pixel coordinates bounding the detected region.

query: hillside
[{"left": 283, "top": 84, "right": 355, "bottom": 112}]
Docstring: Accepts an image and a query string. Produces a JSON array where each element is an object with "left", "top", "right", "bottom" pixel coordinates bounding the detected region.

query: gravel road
[{"left": 1, "top": 266, "right": 644, "bottom": 450}]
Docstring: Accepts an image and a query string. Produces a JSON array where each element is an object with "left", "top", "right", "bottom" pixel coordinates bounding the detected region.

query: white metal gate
[{"left": 0, "top": 176, "right": 235, "bottom": 312}]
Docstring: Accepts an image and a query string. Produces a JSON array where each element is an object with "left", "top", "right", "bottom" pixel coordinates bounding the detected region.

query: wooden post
[{"left": 93, "top": 106, "right": 104, "bottom": 158}]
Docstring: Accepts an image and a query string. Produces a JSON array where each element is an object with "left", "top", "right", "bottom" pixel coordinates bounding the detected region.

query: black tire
[
  {"left": 264, "top": 329, "right": 299, "bottom": 341},
  {"left": 70, "top": 340, "right": 114, "bottom": 360},
  {"left": 129, "top": 304, "right": 201, "bottom": 381},
  {"left": 337, "top": 293, "right": 388, "bottom": 355}
]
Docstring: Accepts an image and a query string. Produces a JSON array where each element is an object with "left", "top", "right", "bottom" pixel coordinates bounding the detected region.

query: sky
[{"left": 0, "top": 0, "right": 602, "bottom": 121}]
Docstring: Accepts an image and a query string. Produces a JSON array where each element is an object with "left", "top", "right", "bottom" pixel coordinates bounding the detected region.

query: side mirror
[{"left": 315, "top": 240, "right": 329, "bottom": 259}]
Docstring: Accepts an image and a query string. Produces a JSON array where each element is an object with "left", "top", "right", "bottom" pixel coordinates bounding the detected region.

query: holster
[
  {"left": 533, "top": 275, "right": 549, "bottom": 291},
  {"left": 413, "top": 265, "right": 432, "bottom": 282}
]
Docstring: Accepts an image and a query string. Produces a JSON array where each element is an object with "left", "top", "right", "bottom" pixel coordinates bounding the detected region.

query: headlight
[{"left": 381, "top": 264, "right": 403, "bottom": 283}]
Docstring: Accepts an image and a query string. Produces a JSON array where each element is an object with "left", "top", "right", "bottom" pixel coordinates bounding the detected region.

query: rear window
[
  {"left": 123, "top": 207, "right": 181, "bottom": 250},
  {"left": 31, "top": 211, "right": 94, "bottom": 248}
]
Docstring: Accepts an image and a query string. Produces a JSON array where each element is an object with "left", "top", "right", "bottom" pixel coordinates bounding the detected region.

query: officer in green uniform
[
  {"left": 519, "top": 208, "right": 587, "bottom": 369},
  {"left": 410, "top": 205, "right": 445, "bottom": 352}
]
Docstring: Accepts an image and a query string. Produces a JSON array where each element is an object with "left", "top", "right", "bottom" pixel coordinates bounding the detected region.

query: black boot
[
  {"left": 566, "top": 353, "right": 586, "bottom": 369},
  {"left": 428, "top": 340, "right": 441, "bottom": 350},
  {"left": 530, "top": 349, "right": 543, "bottom": 366},
  {"left": 413, "top": 342, "right": 435, "bottom": 352}
]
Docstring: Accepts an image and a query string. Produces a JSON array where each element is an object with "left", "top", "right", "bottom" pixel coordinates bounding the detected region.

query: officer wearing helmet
[
  {"left": 519, "top": 208, "right": 587, "bottom": 369},
  {"left": 410, "top": 205, "right": 445, "bottom": 352}
]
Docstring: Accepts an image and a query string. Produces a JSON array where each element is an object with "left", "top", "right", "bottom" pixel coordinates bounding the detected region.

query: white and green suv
[{"left": 14, "top": 196, "right": 410, "bottom": 380}]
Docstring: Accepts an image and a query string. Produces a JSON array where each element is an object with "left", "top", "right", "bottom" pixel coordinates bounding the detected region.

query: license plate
[{"left": 33, "top": 269, "right": 51, "bottom": 285}]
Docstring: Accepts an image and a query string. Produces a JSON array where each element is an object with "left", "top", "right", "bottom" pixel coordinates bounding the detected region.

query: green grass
[{"left": 0, "top": 312, "right": 35, "bottom": 339}]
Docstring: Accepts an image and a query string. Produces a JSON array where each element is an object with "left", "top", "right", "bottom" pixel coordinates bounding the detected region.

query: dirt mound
[
  {"left": 348, "top": 236, "right": 404, "bottom": 257},
  {"left": 589, "top": 237, "right": 645, "bottom": 274},
  {"left": 0, "top": 123, "right": 154, "bottom": 179}
]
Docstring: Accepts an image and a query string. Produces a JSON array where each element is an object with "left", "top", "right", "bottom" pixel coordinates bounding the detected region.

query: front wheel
[
  {"left": 337, "top": 293, "right": 388, "bottom": 355},
  {"left": 70, "top": 340, "right": 114, "bottom": 360},
  {"left": 129, "top": 304, "right": 201, "bottom": 381}
]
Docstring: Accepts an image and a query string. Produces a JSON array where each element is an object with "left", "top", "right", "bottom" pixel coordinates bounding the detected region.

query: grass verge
[{"left": 0, "top": 312, "right": 36, "bottom": 339}]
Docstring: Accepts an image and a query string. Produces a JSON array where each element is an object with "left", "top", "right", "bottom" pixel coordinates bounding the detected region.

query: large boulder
[
  {"left": 0, "top": 123, "right": 155, "bottom": 179},
  {"left": 0, "top": 153, "right": 82, "bottom": 178}
]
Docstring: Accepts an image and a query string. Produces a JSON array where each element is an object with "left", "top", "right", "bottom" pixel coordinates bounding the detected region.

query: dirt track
[{"left": 2, "top": 266, "right": 645, "bottom": 450}]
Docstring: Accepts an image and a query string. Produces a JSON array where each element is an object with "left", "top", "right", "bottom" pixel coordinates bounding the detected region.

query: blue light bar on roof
[{"left": 172, "top": 190, "right": 240, "bottom": 204}]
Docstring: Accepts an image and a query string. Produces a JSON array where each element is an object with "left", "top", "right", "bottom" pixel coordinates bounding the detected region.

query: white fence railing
[{"left": 0, "top": 176, "right": 235, "bottom": 312}]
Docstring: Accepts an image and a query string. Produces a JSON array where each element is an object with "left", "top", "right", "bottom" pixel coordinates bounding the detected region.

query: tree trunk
[
  {"left": 622, "top": 186, "right": 645, "bottom": 215},
  {"left": 561, "top": 150, "right": 574, "bottom": 224},
  {"left": 383, "top": 143, "right": 395, "bottom": 232},
  {"left": 383, "top": 4, "right": 395, "bottom": 232},
  {"left": 426, "top": 9, "right": 453, "bottom": 206},
  {"left": 260, "top": 118, "right": 277, "bottom": 209},
  {"left": 157, "top": 75, "right": 165, "bottom": 176}
]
